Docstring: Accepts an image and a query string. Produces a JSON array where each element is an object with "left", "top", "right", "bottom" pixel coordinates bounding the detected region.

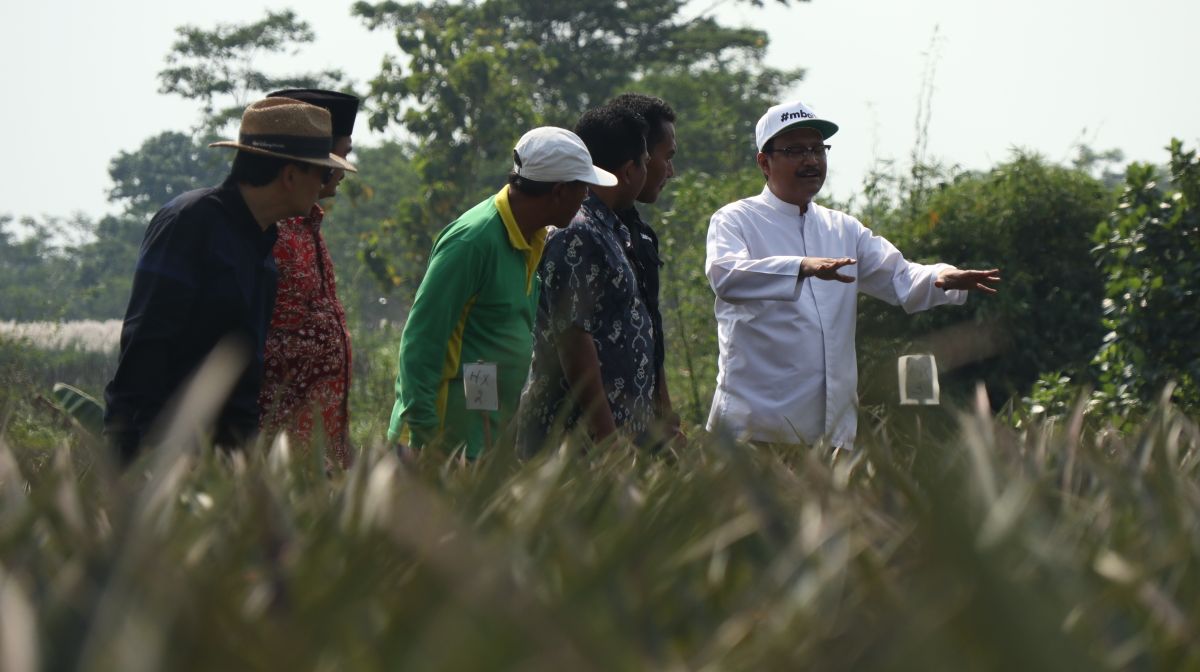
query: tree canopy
[{"left": 351, "top": 0, "right": 804, "bottom": 288}]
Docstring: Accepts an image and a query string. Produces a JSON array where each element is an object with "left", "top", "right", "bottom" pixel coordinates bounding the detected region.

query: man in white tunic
[{"left": 705, "top": 100, "right": 1000, "bottom": 447}]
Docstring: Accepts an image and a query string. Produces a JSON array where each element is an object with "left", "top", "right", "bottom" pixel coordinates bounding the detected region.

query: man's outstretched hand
[
  {"left": 936, "top": 268, "right": 1002, "bottom": 294},
  {"left": 802, "top": 256, "right": 857, "bottom": 282}
]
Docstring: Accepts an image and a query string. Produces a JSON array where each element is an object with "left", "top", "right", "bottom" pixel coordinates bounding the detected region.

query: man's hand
[
  {"left": 936, "top": 268, "right": 1002, "bottom": 294},
  {"left": 660, "top": 410, "right": 686, "bottom": 447},
  {"left": 395, "top": 442, "right": 420, "bottom": 465},
  {"left": 801, "top": 256, "right": 857, "bottom": 282}
]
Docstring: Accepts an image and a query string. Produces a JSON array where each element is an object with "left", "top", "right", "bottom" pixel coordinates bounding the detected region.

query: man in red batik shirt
[{"left": 259, "top": 89, "right": 360, "bottom": 468}]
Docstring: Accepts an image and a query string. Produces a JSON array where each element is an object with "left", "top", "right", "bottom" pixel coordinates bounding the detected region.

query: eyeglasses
[
  {"left": 765, "top": 144, "right": 831, "bottom": 160},
  {"left": 320, "top": 167, "right": 336, "bottom": 184}
]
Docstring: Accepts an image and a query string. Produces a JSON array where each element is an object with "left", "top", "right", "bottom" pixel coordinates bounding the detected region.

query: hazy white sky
[{"left": 2, "top": 0, "right": 1197, "bottom": 223}]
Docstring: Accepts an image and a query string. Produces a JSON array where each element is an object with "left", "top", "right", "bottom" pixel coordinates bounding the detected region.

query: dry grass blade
[{"left": 0, "top": 568, "right": 38, "bottom": 672}]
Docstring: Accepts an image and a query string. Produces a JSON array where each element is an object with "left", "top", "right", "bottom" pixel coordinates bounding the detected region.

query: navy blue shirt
[
  {"left": 517, "top": 193, "right": 656, "bottom": 454},
  {"left": 104, "top": 179, "right": 278, "bottom": 460},
  {"left": 617, "top": 206, "right": 665, "bottom": 375}
]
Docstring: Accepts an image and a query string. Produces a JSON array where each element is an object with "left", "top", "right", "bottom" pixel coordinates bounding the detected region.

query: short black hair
[
  {"left": 228, "top": 151, "right": 318, "bottom": 187},
  {"left": 507, "top": 171, "right": 563, "bottom": 197},
  {"left": 573, "top": 105, "right": 648, "bottom": 173},
  {"left": 608, "top": 93, "right": 676, "bottom": 151}
]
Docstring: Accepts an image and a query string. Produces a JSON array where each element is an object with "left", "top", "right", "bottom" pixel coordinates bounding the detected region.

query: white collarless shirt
[{"left": 704, "top": 185, "right": 966, "bottom": 447}]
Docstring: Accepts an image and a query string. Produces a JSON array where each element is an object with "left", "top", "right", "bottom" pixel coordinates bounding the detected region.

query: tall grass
[
  {"left": 0, "top": 321, "right": 121, "bottom": 354},
  {"left": 2, "top": 374, "right": 1198, "bottom": 670}
]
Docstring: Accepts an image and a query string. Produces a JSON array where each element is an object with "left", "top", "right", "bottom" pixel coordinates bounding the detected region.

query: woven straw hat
[{"left": 210, "top": 98, "right": 357, "bottom": 172}]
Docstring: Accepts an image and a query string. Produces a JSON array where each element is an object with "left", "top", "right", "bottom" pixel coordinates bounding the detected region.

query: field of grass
[{"left": 2, "top": 336, "right": 1200, "bottom": 670}]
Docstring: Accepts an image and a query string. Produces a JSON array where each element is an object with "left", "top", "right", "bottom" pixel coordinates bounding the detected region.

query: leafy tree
[
  {"left": 352, "top": 0, "right": 803, "bottom": 290},
  {"left": 107, "top": 131, "right": 228, "bottom": 219},
  {"left": 0, "top": 215, "right": 77, "bottom": 320},
  {"left": 64, "top": 11, "right": 366, "bottom": 320},
  {"left": 1091, "top": 140, "right": 1200, "bottom": 414},
  {"left": 158, "top": 10, "right": 347, "bottom": 132},
  {"left": 652, "top": 168, "right": 765, "bottom": 424},
  {"left": 320, "top": 141, "right": 422, "bottom": 324}
]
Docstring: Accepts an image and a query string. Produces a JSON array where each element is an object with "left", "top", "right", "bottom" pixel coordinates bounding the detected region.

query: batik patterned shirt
[
  {"left": 517, "top": 193, "right": 656, "bottom": 453},
  {"left": 260, "top": 203, "right": 353, "bottom": 468}
]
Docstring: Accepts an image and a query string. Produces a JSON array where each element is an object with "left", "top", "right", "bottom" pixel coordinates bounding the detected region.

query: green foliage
[
  {"left": 857, "top": 153, "right": 1114, "bottom": 406},
  {"left": 107, "top": 131, "right": 228, "bottom": 219},
  {"left": 351, "top": 0, "right": 801, "bottom": 289},
  {"left": 651, "top": 168, "right": 765, "bottom": 425},
  {"left": 67, "top": 214, "right": 142, "bottom": 319},
  {"left": 0, "top": 215, "right": 79, "bottom": 321},
  {"left": 1091, "top": 140, "right": 1200, "bottom": 415},
  {"left": 308, "top": 141, "right": 422, "bottom": 324},
  {"left": 0, "top": 337, "right": 113, "bottom": 455},
  {"left": 3, "top": 374, "right": 1200, "bottom": 669},
  {"left": 0, "top": 12, "right": 373, "bottom": 323},
  {"left": 158, "top": 10, "right": 347, "bottom": 131}
]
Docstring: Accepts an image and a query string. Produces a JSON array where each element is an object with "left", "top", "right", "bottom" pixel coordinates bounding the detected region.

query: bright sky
[{"left": 3, "top": 0, "right": 1197, "bottom": 224}]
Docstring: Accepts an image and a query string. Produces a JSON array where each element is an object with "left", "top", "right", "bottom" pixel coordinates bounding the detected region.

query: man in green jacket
[{"left": 389, "top": 127, "right": 616, "bottom": 457}]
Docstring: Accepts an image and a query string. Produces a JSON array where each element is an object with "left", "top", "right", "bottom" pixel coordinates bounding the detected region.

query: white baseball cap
[
  {"left": 754, "top": 100, "right": 839, "bottom": 153},
  {"left": 513, "top": 127, "right": 617, "bottom": 187}
]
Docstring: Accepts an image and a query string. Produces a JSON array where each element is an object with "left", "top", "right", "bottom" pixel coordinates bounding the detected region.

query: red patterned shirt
[{"left": 260, "top": 204, "right": 353, "bottom": 468}]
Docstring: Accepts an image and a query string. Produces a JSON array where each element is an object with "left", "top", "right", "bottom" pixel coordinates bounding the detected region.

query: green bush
[
  {"left": 1091, "top": 140, "right": 1200, "bottom": 416},
  {"left": 858, "top": 153, "right": 1114, "bottom": 407},
  {"left": 651, "top": 168, "right": 766, "bottom": 426}
]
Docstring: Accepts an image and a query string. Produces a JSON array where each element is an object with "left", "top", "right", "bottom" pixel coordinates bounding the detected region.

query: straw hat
[{"left": 210, "top": 98, "right": 357, "bottom": 172}]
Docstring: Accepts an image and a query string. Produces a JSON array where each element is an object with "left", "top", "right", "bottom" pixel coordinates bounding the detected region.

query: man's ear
[
  {"left": 756, "top": 152, "right": 771, "bottom": 179},
  {"left": 278, "top": 162, "right": 301, "bottom": 190},
  {"left": 617, "top": 158, "right": 637, "bottom": 184}
]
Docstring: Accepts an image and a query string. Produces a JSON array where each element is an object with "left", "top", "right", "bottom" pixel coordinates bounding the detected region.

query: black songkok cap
[{"left": 267, "top": 89, "right": 360, "bottom": 137}]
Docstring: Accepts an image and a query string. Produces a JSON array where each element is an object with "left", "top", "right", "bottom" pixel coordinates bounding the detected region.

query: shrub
[
  {"left": 858, "top": 153, "right": 1114, "bottom": 407},
  {"left": 1091, "top": 140, "right": 1200, "bottom": 416}
]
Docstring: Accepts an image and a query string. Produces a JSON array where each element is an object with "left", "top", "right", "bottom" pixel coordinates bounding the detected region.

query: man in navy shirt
[
  {"left": 609, "top": 93, "right": 682, "bottom": 445},
  {"left": 104, "top": 98, "right": 356, "bottom": 463}
]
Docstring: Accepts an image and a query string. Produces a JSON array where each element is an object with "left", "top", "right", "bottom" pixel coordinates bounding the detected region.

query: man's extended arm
[
  {"left": 853, "top": 218, "right": 999, "bottom": 312},
  {"left": 705, "top": 210, "right": 857, "bottom": 301}
]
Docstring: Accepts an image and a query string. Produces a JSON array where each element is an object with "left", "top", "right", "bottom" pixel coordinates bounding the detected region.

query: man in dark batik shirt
[
  {"left": 609, "top": 93, "right": 682, "bottom": 445},
  {"left": 517, "top": 105, "right": 655, "bottom": 455},
  {"left": 103, "top": 98, "right": 356, "bottom": 464}
]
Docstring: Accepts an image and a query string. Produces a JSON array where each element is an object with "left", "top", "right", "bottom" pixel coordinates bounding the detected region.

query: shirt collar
[
  {"left": 761, "top": 184, "right": 813, "bottom": 217},
  {"left": 494, "top": 186, "right": 546, "bottom": 253},
  {"left": 616, "top": 205, "right": 646, "bottom": 230},
  {"left": 495, "top": 186, "right": 547, "bottom": 294},
  {"left": 279, "top": 202, "right": 326, "bottom": 230},
  {"left": 582, "top": 191, "right": 622, "bottom": 229},
  {"left": 218, "top": 179, "right": 277, "bottom": 254},
  {"left": 219, "top": 178, "right": 272, "bottom": 233}
]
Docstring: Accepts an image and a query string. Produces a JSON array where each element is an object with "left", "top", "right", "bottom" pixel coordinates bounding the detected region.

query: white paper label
[
  {"left": 463, "top": 362, "right": 499, "bottom": 411},
  {"left": 898, "top": 354, "right": 940, "bottom": 406}
]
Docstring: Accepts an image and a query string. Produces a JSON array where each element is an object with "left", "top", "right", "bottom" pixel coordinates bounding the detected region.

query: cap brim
[
  {"left": 581, "top": 166, "right": 618, "bottom": 187},
  {"left": 760, "top": 119, "right": 840, "bottom": 151},
  {"left": 209, "top": 141, "right": 358, "bottom": 173}
]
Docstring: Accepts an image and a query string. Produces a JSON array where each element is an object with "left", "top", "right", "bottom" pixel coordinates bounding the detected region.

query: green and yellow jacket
[{"left": 389, "top": 187, "right": 546, "bottom": 458}]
